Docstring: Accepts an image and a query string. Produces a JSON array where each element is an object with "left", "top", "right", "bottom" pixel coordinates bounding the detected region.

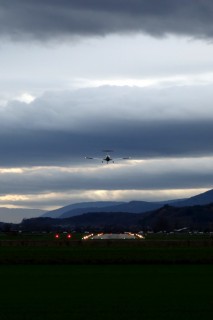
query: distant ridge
[
  {"left": 59, "top": 201, "right": 164, "bottom": 219},
  {"left": 175, "top": 189, "right": 213, "bottom": 207},
  {"left": 21, "top": 202, "right": 213, "bottom": 232},
  {"left": 42, "top": 201, "right": 125, "bottom": 218},
  {"left": 42, "top": 189, "right": 213, "bottom": 220}
]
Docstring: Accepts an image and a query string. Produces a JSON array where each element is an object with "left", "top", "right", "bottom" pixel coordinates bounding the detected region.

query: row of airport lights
[
  {"left": 82, "top": 233, "right": 95, "bottom": 240},
  {"left": 81, "top": 232, "right": 144, "bottom": 240},
  {"left": 128, "top": 232, "right": 144, "bottom": 239},
  {"left": 54, "top": 232, "right": 144, "bottom": 240}
]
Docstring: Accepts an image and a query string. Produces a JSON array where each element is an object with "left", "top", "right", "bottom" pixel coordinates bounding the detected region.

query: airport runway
[{"left": 91, "top": 233, "right": 136, "bottom": 240}]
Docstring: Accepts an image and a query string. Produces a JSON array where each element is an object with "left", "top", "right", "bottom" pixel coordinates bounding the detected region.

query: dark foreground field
[
  {"left": 0, "top": 264, "right": 213, "bottom": 320},
  {"left": 1, "top": 239, "right": 213, "bottom": 319},
  {"left": 1, "top": 240, "right": 213, "bottom": 264}
]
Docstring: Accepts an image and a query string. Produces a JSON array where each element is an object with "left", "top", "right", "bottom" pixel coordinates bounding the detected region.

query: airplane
[{"left": 85, "top": 150, "right": 131, "bottom": 164}]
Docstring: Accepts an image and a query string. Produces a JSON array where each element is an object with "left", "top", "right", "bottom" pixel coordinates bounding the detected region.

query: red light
[
  {"left": 67, "top": 234, "right": 72, "bottom": 239},
  {"left": 55, "top": 234, "right": 60, "bottom": 239}
]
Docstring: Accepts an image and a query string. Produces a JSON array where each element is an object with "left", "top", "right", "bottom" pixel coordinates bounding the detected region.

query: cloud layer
[
  {"left": 1, "top": 85, "right": 212, "bottom": 209},
  {"left": 0, "top": 156, "right": 212, "bottom": 210},
  {"left": 0, "top": 86, "right": 213, "bottom": 166},
  {"left": 1, "top": 1, "right": 213, "bottom": 40},
  {"left": 1, "top": 157, "right": 213, "bottom": 195}
]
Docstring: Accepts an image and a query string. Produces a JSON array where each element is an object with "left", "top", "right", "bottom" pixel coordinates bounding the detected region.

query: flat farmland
[
  {"left": 0, "top": 238, "right": 213, "bottom": 319},
  {"left": 0, "top": 239, "right": 213, "bottom": 264},
  {"left": 0, "top": 264, "right": 213, "bottom": 320}
]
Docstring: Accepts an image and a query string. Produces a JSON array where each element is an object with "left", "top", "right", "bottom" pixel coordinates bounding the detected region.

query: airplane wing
[
  {"left": 113, "top": 157, "right": 131, "bottom": 160},
  {"left": 85, "top": 157, "right": 103, "bottom": 160}
]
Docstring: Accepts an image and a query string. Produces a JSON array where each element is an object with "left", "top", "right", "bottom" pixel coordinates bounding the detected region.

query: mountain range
[
  {"left": 2, "top": 189, "right": 213, "bottom": 224},
  {"left": 18, "top": 188, "right": 213, "bottom": 232},
  {"left": 20, "top": 203, "right": 213, "bottom": 232},
  {"left": 42, "top": 189, "right": 213, "bottom": 219},
  {"left": 42, "top": 201, "right": 124, "bottom": 218}
]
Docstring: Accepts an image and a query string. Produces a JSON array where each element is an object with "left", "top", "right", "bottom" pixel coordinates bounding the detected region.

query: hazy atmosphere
[{"left": 1, "top": 0, "right": 213, "bottom": 209}]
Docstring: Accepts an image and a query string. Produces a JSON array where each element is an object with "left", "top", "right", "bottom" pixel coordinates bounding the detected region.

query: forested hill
[{"left": 19, "top": 203, "right": 213, "bottom": 232}]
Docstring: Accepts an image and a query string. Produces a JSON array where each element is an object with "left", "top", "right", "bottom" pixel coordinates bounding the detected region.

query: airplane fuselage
[{"left": 103, "top": 155, "right": 113, "bottom": 163}]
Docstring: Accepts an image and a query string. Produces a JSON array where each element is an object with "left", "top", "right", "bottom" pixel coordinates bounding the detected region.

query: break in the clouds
[
  {"left": 1, "top": 157, "right": 213, "bottom": 195},
  {"left": 1, "top": 0, "right": 213, "bottom": 40},
  {"left": 0, "top": 157, "right": 212, "bottom": 209},
  {"left": 0, "top": 86, "right": 213, "bottom": 166}
]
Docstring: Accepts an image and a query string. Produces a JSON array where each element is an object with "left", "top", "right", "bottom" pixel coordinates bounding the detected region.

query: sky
[{"left": 1, "top": 0, "right": 213, "bottom": 210}]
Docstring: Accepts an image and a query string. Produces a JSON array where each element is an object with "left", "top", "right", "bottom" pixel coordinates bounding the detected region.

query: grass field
[
  {"left": 0, "top": 264, "right": 213, "bottom": 320},
  {"left": 0, "top": 236, "right": 213, "bottom": 319},
  {"left": 1, "top": 243, "right": 213, "bottom": 264}
]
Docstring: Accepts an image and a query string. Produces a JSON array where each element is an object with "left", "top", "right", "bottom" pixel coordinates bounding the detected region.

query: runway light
[
  {"left": 135, "top": 233, "right": 145, "bottom": 239},
  {"left": 82, "top": 233, "right": 94, "bottom": 240},
  {"left": 55, "top": 234, "right": 60, "bottom": 239},
  {"left": 67, "top": 234, "right": 72, "bottom": 239}
]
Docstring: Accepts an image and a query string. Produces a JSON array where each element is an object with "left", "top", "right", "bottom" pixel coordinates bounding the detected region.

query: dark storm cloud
[
  {"left": 1, "top": 0, "right": 213, "bottom": 40},
  {"left": 0, "top": 85, "right": 213, "bottom": 166},
  {"left": 0, "top": 120, "right": 213, "bottom": 167}
]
